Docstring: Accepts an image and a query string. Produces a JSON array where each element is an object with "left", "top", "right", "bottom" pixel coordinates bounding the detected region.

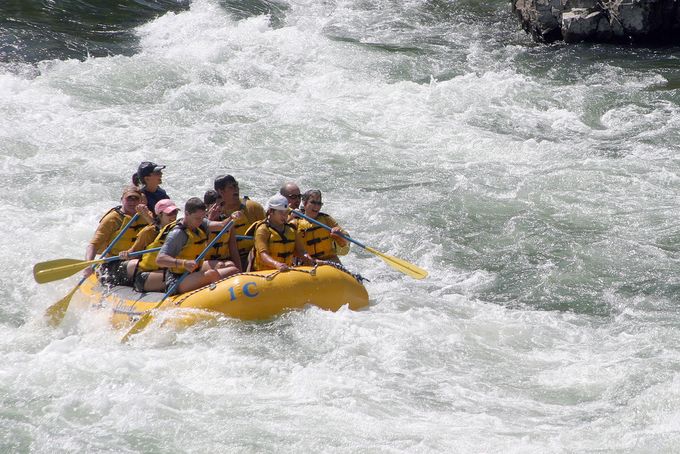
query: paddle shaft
[
  {"left": 34, "top": 247, "right": 163, "bottom": 284},
  {"left": 162, "top": 219, "right": 235, "bottom": 299},
  {"left": 105, "top": 247, "right": 160, "bottom": 261},
  {"left": 121, "top": 220, "right": 235, "bottom": 343},
  {"left": 45, "top": 213, "right": 141, "bottom": 325},
  {"left": 291, "top": 210, "right": 428, "bottom": 280},
  {"left": 291, "top": 210, "right": 364, "bottom": 248},
  {"left": 42, "top": 247, "right": 162, "bottom": 272},
  {"left": 93, "top": 213, "right": 141, "bottom": 268}
]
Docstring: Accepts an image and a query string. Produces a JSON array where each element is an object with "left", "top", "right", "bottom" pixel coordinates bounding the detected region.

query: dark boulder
[{"left": 512, "top": 0, "right": 680, "bottom": 44}]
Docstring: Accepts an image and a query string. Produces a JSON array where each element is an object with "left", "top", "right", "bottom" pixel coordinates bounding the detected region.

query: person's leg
[
  {"left": 102, "top": 261, "right": 132, "bottom": 287},
  {"left": 216, "top": 264, "right": 240, "bottom": 278},
  {"left": 144, "top": 271, "right": 166, "bottom": 292},
  {"left": 203, "top": 259, "right": 235, "bottom": 271},
  {"left": 176, "top": 270, "right": 216, "bottom": 293},
  {"left": 164, "top": 271, "right": 182, "bottom": 295},
  {"left": 133, "top": 271, "right": 149, "bottom": 292},
  {"left": 126, "top": 259, "right": 139, "bottom": 280}
]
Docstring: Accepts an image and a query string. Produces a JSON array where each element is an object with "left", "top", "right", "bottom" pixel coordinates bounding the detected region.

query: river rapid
[{"left": 1, "top": 0, "right": 680, "bottom": 452}]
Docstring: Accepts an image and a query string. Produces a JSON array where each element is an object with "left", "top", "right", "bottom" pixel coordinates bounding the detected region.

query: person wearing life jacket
[
  {"left": 294, "top": 189, "right": 350, "bottom": 264},
  {"left": 200, "top": 189, "right": 241, "bottom": 273},
  {"left": 83, "top": 186, "right": 151, "bottom": 286},
  {"left": 280, "top": 182, "right": 303, "bottom": 223},
  {"left": 155, "top": 197, "right": 240, "bottom": 295},
  {"left": 203, "top": 189, "right": 225, "bottom": 224},
  {"left": 203, "top": 189, "right": 220, "bottom": 213},
  {"left": 280, "top": 182, "right": 302, "bottom": 210},
  {"left": 249, "top": 194, "right": 312, "bottom": 272},
  {"left": 135, "top": 161, "right": 170, "bottom": 213},
  {"left": 214, "top": 174, "right": 265, "bottom": 271},
  {"left": 117, "top": 198, "right": 181, "bottom": 292}
]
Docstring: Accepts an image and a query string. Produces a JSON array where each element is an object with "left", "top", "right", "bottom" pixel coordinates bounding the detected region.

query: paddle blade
[
  {"left": 34, "top": 260, "right": 93, "bottom": 284},
  {"left": 34, "top": 258, "right": 83, "bottom": 274},
  {"left": 121, "top": 312, "right": 154, "bottom": 343},
  {"left": 365, "top": 246, "right": 428, "bottom": 280},
  {"left": 44, "top": 284, "right": 79, "bottom": 326}
]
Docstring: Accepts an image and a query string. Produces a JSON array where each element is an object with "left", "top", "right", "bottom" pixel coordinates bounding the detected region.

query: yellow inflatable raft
[{"left": 76, "top": 264, "right": 369, "bottom": 329}]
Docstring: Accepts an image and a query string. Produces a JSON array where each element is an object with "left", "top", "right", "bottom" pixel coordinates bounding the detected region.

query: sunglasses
[
  {"left": 309, "top": 200, "right": 323, "bottom": 206},
  {"left": 125, "top": 195, "right": 140, "bottom": 202},
  {"left": 287, "top": 194, "right": 301, "bottom": 199}
]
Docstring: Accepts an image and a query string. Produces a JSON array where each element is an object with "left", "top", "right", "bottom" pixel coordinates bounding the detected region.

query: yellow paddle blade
[
  {"left": 121, "top": 312, "right": 153, "bottom": 343},
  {"left": 44, "top": 284, "right": 79, "bottom": 326},
  {"left": 34, "top": 259, "right": 100, "bottom": 284},
  {"left": 365, "top": 246, "right": 428, "bottom": 280},
  {"left": 34, "top": 258, "right": 83, "bottom": 274}
]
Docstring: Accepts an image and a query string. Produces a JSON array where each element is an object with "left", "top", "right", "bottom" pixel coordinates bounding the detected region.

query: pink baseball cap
[{"left": 154, "top": 199, "right": 179, "bottom": 215}]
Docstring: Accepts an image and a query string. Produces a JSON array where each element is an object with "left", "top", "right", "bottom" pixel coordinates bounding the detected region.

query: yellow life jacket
[
  {"left": 99, "top": 206, "right": 149, "bottom": 256},
  {"left": 222, "top": 197, "right": 263, "bottom": 258},
  {"left": 168, "top": 221, "right": 210, "bottom": 274},
  {"left": 250, "top": 220, "right": 297, "bottom": 271},
  {"left": 206, "top": 228, "right": 233, "bottom": 260},
  {"left": 296, "top": 213, "right": 337, "bottom": 260},
  {"left": 137, "top": 221, "right": 178, "bottom": 271}
]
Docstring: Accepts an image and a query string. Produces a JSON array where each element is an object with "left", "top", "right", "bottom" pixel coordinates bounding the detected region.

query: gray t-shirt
[{"left": 160, "top": 219, "right": 210, "bottom": 258}]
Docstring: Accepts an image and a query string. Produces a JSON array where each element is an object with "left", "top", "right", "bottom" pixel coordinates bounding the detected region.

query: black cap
[
  {"left": 214, "top": 174, "right": 238, "bottom": 191},
  {"left": 137, "top": 161, "right": 166, "bottom": 179}
]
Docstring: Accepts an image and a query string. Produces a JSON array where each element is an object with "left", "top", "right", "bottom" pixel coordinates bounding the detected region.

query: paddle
[
  {"left": 292, "top": 210, "right": 428, "bottom": 280},
  {"left": 44, "top": 213, "right": 141, "bottom": 326},
  {"left": 34, "top": 247, "right": 161, "bottom": 284},
  {"left": 121, "top": 219, "right": 235, "bottom": 343}
]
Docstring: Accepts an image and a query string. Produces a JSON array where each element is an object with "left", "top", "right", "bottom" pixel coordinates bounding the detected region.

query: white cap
[{"left": 266, "top": 194, "right": 289, "bottom": 212}]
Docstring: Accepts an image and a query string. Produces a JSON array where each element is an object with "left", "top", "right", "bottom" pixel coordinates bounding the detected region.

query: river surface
[{"left": 2, "top": 0, "right": 680, "bottom": 452}]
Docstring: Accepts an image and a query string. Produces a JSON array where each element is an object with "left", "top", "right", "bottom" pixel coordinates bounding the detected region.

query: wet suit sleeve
[
  {"left": 130, "top": 225, "right": 157, "bottom": 252},
  {"left": 90, "top": 211, "right": 121, "bottom": 254},
  {"left": 254, "top": 224, "right": 271, "bottom": 256}
]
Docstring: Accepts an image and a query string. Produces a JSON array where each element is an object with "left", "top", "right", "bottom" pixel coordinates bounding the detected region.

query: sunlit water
[{"left": 2, "top": 0, "right": 680, "bottom": 451}]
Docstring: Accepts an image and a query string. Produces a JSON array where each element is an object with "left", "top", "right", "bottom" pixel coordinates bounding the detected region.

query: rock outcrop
[{"left": 512, "top": 0, "right": 680, "bottom": 43}]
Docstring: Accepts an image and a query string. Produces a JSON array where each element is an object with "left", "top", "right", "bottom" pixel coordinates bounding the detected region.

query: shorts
[
  {"left": 98, "top": 261, "right": 132, "bottom": 287},
  {"left": 164, "top": 271, "right": 184, "bottom": 296},
  {"left": 133, "top": 269, "right": 166, "bottom": 293}
]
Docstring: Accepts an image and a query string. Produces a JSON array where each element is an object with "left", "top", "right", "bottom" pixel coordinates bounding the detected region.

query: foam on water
[{"left": 2, "top": 0, "right": 680, "bottom": 451}]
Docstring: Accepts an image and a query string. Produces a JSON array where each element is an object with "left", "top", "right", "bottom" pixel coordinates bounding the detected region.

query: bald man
[{"left": 280, "top": 182, "right": 302, "bottom": 210}]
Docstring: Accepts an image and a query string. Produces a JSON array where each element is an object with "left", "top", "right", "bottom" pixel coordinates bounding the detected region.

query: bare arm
[
  {"left": 156, "top": 253, "right": 199, "bottom": 273},
  {"left": 136, "top": 204, "right": 155, "bottom": 225},
  {"left": 155, "top": 228, "right": 198, "bottom": 272},
  {"left": 330, "top": 226, "right": 348, "bottom": 247},
  {"left": 228, "top": 232, "right": 241, "bottom": 272},
  {"left": 259, "top": 251, "right": 288, "bottom": 271},
  {"left": 207, "top": 202, "right": 222, "bottom": 221},
  {"left": 207, "top": 211, "right": 242, "bottom": 232},
  {"left": 83, "top": 244, "right": 97, "bottom": 277}
]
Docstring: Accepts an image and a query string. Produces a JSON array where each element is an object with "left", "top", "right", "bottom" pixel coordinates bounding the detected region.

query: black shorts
[
  {"left": 133, "top": 269, "right": 167, "bottom": 293},
  {"left": 164, "top": 271, "right": 184, "bottom": 296},
  {"left": 98, "top": 261, "right": 132, "bottom": 287}
]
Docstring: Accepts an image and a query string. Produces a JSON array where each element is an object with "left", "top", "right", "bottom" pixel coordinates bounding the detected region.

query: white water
[{"left": 2, "top": 0, "right": 680, "bottom": 451}]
